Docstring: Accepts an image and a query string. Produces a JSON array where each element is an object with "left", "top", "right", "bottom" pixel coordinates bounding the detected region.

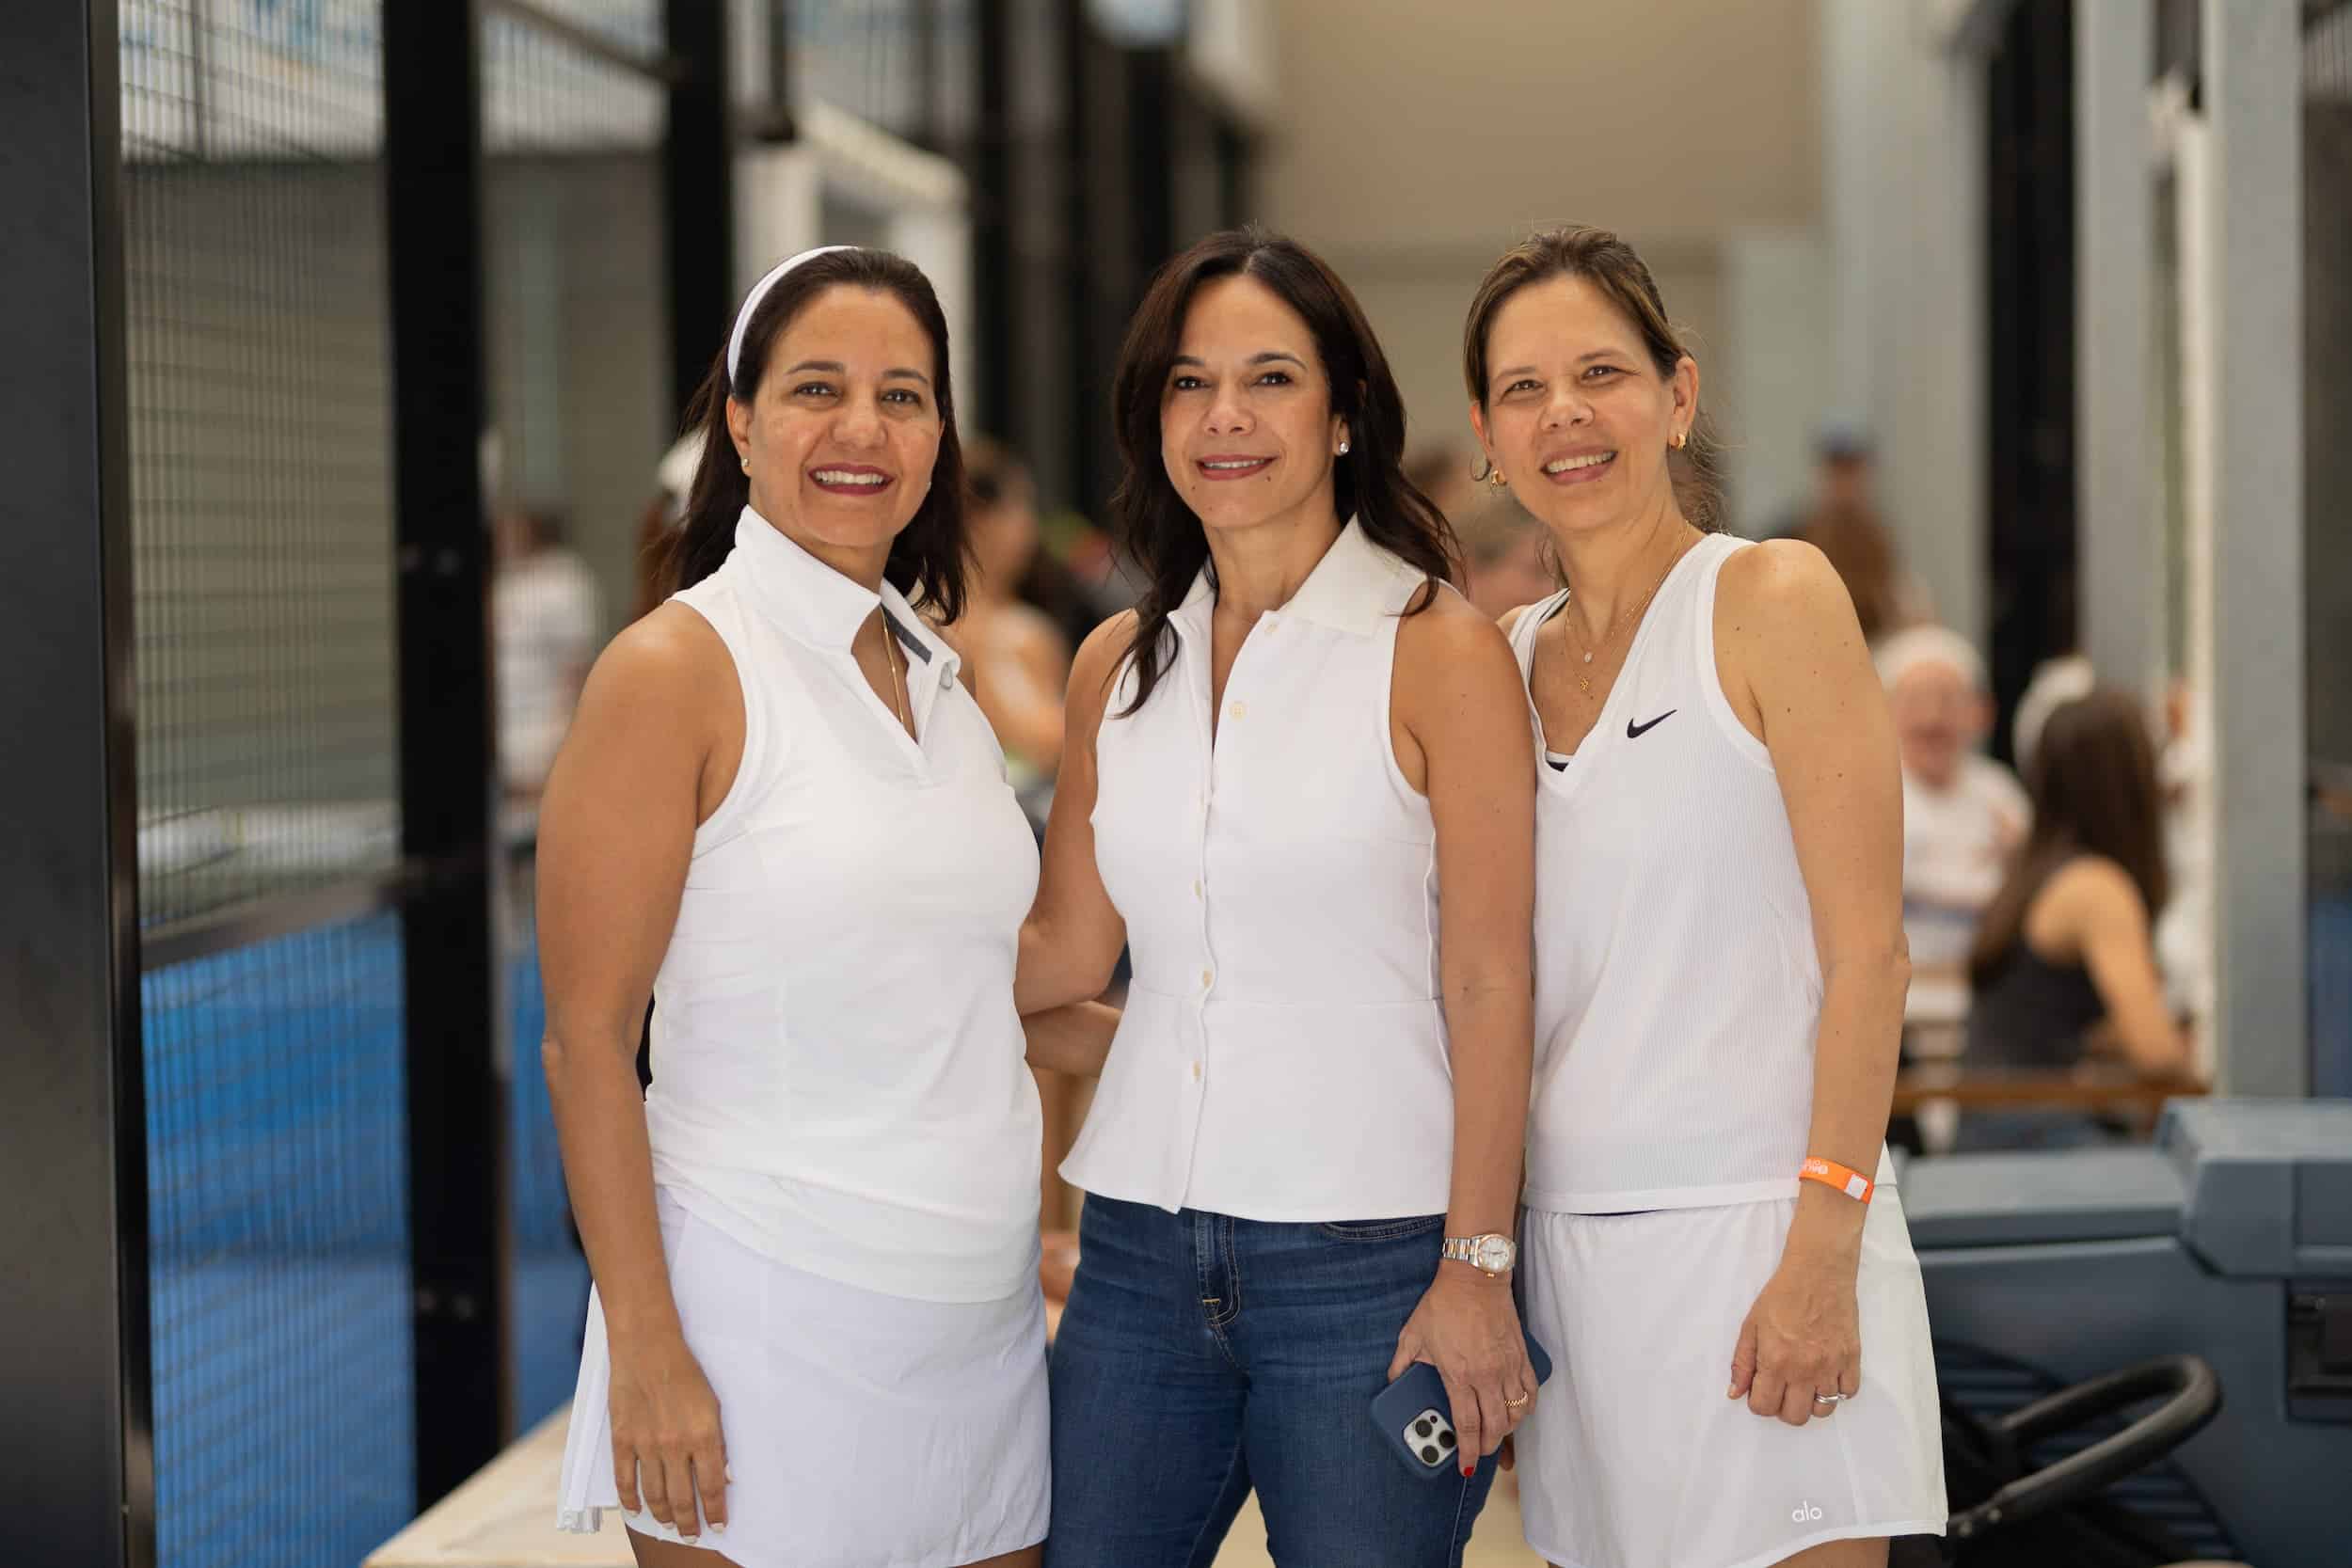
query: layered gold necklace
[{"left": 1558, "top": 537, "right": 1692, "bottom": 697}]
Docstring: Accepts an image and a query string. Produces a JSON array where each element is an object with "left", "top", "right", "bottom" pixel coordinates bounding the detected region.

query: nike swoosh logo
[{"left": 1627, "top": 709, "right": 1677, "bottom": 739}]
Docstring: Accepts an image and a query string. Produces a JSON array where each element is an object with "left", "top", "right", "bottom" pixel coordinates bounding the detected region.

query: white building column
[
  {"left": 2198, "top": 0, "right": 2306, "bottom": 1094},
  {"left": 2074, "top": 0, "right": 2160, "bottom": 697},
  {"left": 1820, "top": 0, "right": 1988, "bottom": 646}
]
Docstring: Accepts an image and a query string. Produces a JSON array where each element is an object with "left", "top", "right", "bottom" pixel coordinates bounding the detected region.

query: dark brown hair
[
  {"left": 1969, "top": 688, "right": 2170, "bottom": 985},
  {"left": 1109, "top": 227, "right": 1456, "bottom": 715},
  {"left": 1461, "top": 225, "right": 1727, "bottom": 532},
  {"left": 666, "top": 247, "right": 969, "bottom": 621}
]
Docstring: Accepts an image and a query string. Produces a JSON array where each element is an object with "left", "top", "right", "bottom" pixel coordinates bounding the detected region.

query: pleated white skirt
[
  {"left": 1514, "top": 1189, "right": 1947, "bottom": 1568},
  {"left": 557, "top": 1189, "right": 1050, "bottom": 1568}
]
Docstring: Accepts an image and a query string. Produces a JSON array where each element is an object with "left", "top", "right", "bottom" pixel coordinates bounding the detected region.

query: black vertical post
[
  {"left": 973, "top": 0, "right": 1014, "bottom": 442},
  {"left": 1983, "top": 0, "right": 2077, "bottom": 760},
  {"left": 383, "top": 0, "right": 506, "bottom": 1504},
  {"left": 1062, "top": 0, "right": 1107, "bottom": 516},
  {"left": 666, "top": 0, "right": 735, "bottom": 423},
  {"left": 0, "top": 3, "right": 152, "bottom": 1565},
  {"left": 1127, "top": 47, "right": 1175, "bottom": 277}
]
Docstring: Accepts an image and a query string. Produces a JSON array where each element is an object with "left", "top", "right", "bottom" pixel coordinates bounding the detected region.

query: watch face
[{"left": 1473, "top": 1235, "right": 1515, "bottom": 1273}]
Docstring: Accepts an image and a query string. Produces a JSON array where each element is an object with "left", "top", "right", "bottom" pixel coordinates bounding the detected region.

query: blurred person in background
[
  {"left": 1775, "top": 425, "right": 1928, "bottom": 645},
  {"left": 494, "top": 504, "right": 602, "bottom": 804},
  {"left": 1407, "top": 441, "right": 1479, "bottom": 526},
  {"left": 1876, "top": 626, "right": 2028, "bottom": 987},
  {"left": 540, "top": 245, "right": 1109, "bottom": 1568},
  {"left": 1468, "top": 226, "right": 1945, "bottom": 1568},
  {"left": 1963, "top": 689, "right": 2193, "bottom": 1150},
  {"left": 1019, "top": 228, "right": 1537, "bottom": 1565},
  {"left": 953, "top": 437, "right": 1074, "bottom": 794},
  {"left": 1454, "top": 492, "right": 1556, "bottom": 621}
]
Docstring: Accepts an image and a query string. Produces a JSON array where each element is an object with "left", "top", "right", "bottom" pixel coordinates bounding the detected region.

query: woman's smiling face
[
  {"left": 1471, "top": 273, "right": 1695, "bottom": 540},
  {"left": 1159, "top": 274, "right": 1347, "bottom": 541},
  {"left": 729, "top": 283, "right": 942, "bottom": 556}
]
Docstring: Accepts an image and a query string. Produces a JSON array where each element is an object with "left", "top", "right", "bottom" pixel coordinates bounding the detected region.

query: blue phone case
[{"left": 1369, "top": 1330, "right": 1554, "bottom": 1481}]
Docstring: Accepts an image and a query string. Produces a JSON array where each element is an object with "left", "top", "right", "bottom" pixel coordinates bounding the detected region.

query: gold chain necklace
[
  {"left": 1560, "top": 543, "right": 1686, "bottom": 697},
  {"left": 884, "top": 624, "right": 913, "bottom": 734}
]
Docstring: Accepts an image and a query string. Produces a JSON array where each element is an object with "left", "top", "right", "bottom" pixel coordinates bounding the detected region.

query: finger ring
[
  {"left": 1505, "top": 1392, "right": 1531, "bottom": 1411},
  {"left": 1811, "top": 1391, "right": 1846, "bottom": 1404}
]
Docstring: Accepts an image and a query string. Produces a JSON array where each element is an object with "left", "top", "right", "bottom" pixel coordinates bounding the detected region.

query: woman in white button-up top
[
  {"left": 538, "top": 246, "right": 1110, "bottom": 1568},
  {"left": 1014, "top": 229, "right": 1540, "bottom": 1567}
]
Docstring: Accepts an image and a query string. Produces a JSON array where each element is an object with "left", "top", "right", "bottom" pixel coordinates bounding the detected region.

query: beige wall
[{"left": 1255, "top": 0, "right": 1821, "bottom": 516}]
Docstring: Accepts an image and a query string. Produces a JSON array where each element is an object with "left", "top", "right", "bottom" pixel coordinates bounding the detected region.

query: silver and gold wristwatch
[{"left": 1440, "top": 1232, "right": 1517, "bottom": 1277}]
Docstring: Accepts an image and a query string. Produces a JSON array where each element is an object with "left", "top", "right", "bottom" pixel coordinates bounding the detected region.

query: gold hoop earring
[
  {"left": 1486, "top": 466, "right": 1508, "bottom": 487},
  {"left": 1671, "top": 431, "right": 1688, "bottom": 451},
  {"left": 740, "top": 454, "right": 751, "bottom": 473}
]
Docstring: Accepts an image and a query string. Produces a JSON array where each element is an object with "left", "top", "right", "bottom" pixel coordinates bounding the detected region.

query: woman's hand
[
  {"left": 1387, "top": 1268, "right": 1536, "bottom": 1472},
  {"left": 1726, "top": 1241, "right": 1863, "bottom": 1427},
  {"left": 609, "top": 1331, "right": 730, "bottom": 1542}
]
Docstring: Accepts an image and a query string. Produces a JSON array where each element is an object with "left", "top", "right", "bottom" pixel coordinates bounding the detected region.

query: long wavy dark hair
[
  {"left": 1968, "top": 689, "right": 2170, "bottom": 987},
  {"left": 1109, "top": 227, "right": 1457, "bottom": 715},
  {"left": 663, "top": 247, "right": 969, "bottom": 621}
]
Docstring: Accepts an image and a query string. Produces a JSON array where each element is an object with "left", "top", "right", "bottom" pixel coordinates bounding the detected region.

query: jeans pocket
[{"left": 1314, "top": 1213, "right": 1444, "bottom": 1243}]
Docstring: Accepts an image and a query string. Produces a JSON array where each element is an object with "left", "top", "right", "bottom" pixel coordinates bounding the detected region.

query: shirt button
[
  {"left": 939, "top": 666, "right": 956, "bottom": 689},
  {"left": 1192, "top": 879, "right": 1203, "bottom": 898},
  {"left": 1229, "top": 701, "right": 1247, "bottom": 721},
  {"left": 1190, "top": 1061, "right": 1202, "bottom": 1081},
  {"left": 1200, "top": 968, "right": 1214, "bottom": 990}
]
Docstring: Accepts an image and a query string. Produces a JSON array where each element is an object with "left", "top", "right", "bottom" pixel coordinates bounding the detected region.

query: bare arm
[
  {"left": 1015, "top": 611, "right": 1135, "bottom": 1013},
  {"left": 536, "top": 605, "right": 733, "bottom": 1539},
  {"left": 1717, "top": 541, "right": 1908, "bottom": 1426},
  {"left": 1385, "top": 592, "right": 1538, "bottom": 1469},
  {"left": 2041, "top": 859, "right": 2191, "bottom": 1081},
  {"left": 972, "top": 612, "right": 1073, "bottom": 772},
  {"left": 1023, "top": 999, "right": 1123, "bottom": 1076}
]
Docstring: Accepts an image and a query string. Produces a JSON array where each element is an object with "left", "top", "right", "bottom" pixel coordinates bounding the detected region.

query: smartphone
[{"left": 1369, "top": 1331, "right": 1553, "bottom": 1481}]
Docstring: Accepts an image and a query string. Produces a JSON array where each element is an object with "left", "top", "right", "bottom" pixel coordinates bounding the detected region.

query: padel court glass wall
[{"left": 4, "top": 3, "right": 723, "bottom": 1564}]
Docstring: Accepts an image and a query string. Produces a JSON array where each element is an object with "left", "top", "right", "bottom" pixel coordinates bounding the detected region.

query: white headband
[{"left": 727, "top": 245, "right": 854, "bottom": 387}]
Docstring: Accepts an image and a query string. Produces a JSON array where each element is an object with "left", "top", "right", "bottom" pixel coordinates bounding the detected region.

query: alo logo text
[{"left": 1789, "top": 1500, "right": 1825, "bottom": 1523}]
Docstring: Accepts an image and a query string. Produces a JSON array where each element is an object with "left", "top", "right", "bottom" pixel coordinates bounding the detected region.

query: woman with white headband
[{"left": 541, "top": 245, "right": 1110, "bottom": 1568}]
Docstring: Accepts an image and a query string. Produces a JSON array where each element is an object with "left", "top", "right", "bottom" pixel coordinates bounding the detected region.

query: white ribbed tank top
[
  {"left": 643, "top": 510, "right": 1043, "bottom": 1302},
  {"left": 1509, "top": 533, "right": 1833, "bottom": 1212}
]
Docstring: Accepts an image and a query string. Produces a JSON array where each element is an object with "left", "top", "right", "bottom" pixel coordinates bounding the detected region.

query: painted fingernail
[
  {"left": 725, "top": 1465, "right": 735, "bottom": 1482},
  {"left": 710, "top": 1522, "right": 726, "bottom": 1534}
]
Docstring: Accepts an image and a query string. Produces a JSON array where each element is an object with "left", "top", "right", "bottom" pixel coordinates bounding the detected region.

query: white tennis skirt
[
  {"left": 1515, "top": 1188, "right": 1947, "bottom": 1568},
  {"left": 556, "top": 1189, "right": 1050, "bottom": 1568}
]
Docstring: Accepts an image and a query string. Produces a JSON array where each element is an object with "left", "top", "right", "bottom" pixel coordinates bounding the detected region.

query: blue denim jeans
[{"left": 1044, "top": 1195, "right": 1497, "bottom": 1568}]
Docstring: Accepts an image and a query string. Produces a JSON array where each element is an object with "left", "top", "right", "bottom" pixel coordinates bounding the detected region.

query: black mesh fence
[{"left": 119, "top": 4, "right": 415, "bottom": 1567}]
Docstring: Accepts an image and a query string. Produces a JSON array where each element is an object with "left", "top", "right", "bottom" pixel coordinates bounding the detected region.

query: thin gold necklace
[
  {"left": 883, "top": 623, "right": 913, "bottom": 734},
  {"left": 1560, "top": 542, "right": 1687, "bottom": 696}
]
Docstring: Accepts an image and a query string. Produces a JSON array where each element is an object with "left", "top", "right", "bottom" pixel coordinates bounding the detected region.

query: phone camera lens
[
  {"left": 1419, "top": 1444, "right": 1441, "bottom": 1465},
  {"left": 1414, "top": 1418, "right": 1433, "bottom": 1438},
  {"left": 1438, "top": 1429, "right": 1455, "bottom": 1450}
]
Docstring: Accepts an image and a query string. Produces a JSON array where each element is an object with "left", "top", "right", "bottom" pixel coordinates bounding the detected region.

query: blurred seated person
[
  {"left": 950, "top": 438, "right": 1073, "bottom": 792},
  {"left": 1878, "top": 626, "right": 2027, "bottom": 991},
  {"left": 1962, "top": 689, "right": 2193, "bottom": 1149},
  {"left": 493, "top": 503, "right": 602, "bottom": 808},
  {"left": 1454, "top": 492, "right": 1557, "bottom": 622}
]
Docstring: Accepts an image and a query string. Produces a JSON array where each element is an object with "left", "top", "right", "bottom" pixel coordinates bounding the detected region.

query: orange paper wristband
[{"left": 1800, "top": 1156, "right": 1874, "bottom": 1204}]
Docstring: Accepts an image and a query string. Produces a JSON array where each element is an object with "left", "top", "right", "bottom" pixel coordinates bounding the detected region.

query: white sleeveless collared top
[
  {"left": 1509, "top": 533, "right": 1884, "bottom": 1212},
  {"left": 1063, "top": 518, "right": 1456, "bottom": 1221},
  {"left": 645, "top": 508, "right": 1043, "bottom": 1303}
]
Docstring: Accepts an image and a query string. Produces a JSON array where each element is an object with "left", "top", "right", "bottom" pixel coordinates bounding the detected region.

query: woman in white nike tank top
[
  {"left": 1465, "top": 228, "right": 1946, "bottom": 1568},
  {"left": 537, "top": 246, "right": 1110, "bottom": 1568}
]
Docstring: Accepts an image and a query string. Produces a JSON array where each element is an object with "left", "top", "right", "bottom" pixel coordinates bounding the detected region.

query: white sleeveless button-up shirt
[
  {"left": 1062, "top": 518, "right": 1456, "bottom": 1221},
  {"left": 645, "top": 508, "right": 1043, "bottom": 1303},
  {"left": 1510, "top": 534, "right": 1890, "bottom": 1212}
]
